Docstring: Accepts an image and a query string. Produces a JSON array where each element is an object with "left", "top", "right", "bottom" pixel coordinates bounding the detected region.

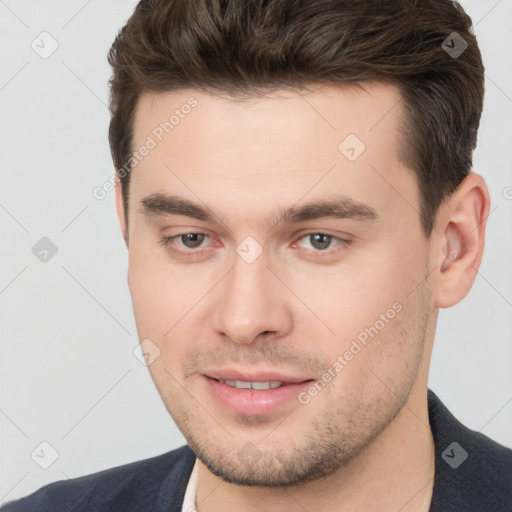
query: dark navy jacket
[{"left": 2, "top": 389, "right": 512, "bottom": 511}]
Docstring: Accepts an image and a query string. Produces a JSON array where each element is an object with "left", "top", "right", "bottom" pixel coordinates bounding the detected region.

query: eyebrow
[{"left": 139, "top": 192, "right": 379, "bottom": 227}]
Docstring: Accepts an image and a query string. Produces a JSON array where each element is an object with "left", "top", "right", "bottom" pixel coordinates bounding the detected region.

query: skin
[{"left": 115, "top": 82, "right": 490, "bottom": 512}]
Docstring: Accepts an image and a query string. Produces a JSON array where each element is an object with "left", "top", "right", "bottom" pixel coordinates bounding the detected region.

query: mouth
[
  {"left": 203, "top": 369, "right": 314, "bottom": 385},
  {"left": 217, "top": 379, "right": 287, "bottom": 390},
  {"left": 201, "top": 371, "right": 316, "bottom": 416}
]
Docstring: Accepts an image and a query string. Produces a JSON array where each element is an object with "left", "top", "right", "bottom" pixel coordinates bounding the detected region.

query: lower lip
[{"left": 203, "top": 375, "right": 314, "bottom": 416}]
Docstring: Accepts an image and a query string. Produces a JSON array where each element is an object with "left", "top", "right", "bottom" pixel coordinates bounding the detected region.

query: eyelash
[{"left": 158, "top": 232, "right": 351, "bottom": 259}]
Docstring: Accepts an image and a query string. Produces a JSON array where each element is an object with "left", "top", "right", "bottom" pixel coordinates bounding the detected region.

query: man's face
[{"left": 121, "top": 83, "right": 436, "bottom": 485}]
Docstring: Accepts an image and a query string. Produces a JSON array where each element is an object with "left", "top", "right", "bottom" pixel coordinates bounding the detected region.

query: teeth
[{"left": 220, "top": 379, "right": 284, "bottom": 390}]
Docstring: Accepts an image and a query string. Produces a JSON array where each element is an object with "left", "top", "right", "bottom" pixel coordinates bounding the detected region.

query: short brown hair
[{"left": 107, "top": 0, "right": 484, "bottom": 237}]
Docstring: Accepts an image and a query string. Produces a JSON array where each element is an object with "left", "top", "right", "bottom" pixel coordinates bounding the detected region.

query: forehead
[
  {"left": 133, "top": 82, "right": 405, "bottom": 155},
  {"left": 129, "top": 83, "right": 418, "bottom": 231}
]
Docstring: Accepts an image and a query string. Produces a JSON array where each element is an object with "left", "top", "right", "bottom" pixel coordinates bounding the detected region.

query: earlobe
[
  {"left": 115, "top": 178, "right": 128, "bottom": 247},
  {"left": 433, "top": 173, "right": 490, "bottom": 309}
]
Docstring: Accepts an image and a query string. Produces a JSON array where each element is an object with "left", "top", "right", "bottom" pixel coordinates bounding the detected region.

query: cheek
[
  {"left": 127, "top": 245, "right": 216, "bottom": 360},
  {"left": 128, "top": 262, "right": 195, "bottom": 384},
  {"left": 304, "top": 250, "right": 408, "bottom": 340},
  {"left": 300, "top": 244, "right": 424, "bottom": 390},
  {"left": 127, "top": 248, "right": 183, "bottom": 338}
]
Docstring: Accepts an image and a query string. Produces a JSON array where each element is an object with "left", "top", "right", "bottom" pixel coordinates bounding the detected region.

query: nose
[{"left": 212, "top": 249, "right": 293, "bottom": 345}]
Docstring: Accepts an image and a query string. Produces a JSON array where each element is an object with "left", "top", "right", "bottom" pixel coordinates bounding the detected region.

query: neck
[{"left": 194, "top": 383, "right": 435, "bottom": 512}]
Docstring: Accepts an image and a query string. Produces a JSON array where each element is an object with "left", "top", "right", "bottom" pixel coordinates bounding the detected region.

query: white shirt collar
[{"left": 181, "top": 458, "right": 198, "bottom": 512}]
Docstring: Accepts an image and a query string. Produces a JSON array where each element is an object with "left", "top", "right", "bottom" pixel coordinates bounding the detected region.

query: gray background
[{"left": 1, "top": 0, "right": 511, "bottom": 504}]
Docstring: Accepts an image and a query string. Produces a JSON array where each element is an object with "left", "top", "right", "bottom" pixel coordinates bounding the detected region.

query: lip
[
  {"left": 201, "top": 369, "right": 315, "bottom": 416},
  {"left": 202, "top": 368, "right": 313, "bottom": 384}
]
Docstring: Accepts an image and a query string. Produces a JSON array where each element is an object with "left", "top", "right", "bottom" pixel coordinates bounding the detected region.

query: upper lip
[{"left": 202, "top": 368, "right": 314, "bottom": 384}]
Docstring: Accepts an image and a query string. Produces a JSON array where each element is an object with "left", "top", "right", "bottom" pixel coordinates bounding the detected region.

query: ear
[
  {"left": 433, "top": 172, "right": 491, "bottom": 308},
  {"left": 115, "top": 177, "right": 128, "bottom": 247}
]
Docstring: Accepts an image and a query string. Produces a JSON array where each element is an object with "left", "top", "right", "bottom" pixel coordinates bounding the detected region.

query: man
[{"left": 3, "top": 0, "right": 511, "bottom": 511}]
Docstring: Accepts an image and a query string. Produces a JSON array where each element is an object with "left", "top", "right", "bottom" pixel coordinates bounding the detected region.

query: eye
[
  {"left": 158, "top": 232, "right": 212, "bottom": 256},
  {"left": 174, "top": 233, "right": 208, "bottom": 249},
  {"left": 293, "top": 233, "right": 351, "bottom": 255},
  {"left": 158, "top": 231, "right": 351, "bottom": 259}
]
